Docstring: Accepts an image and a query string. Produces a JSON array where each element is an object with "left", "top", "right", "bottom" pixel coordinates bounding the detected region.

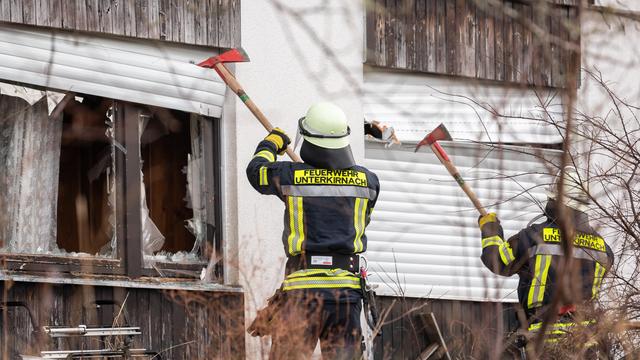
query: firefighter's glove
[
  {"left": 478, "top": 212, "right": 499, "bottom": 230},
  {"left": 264, "top": 128, "right": 291, "bottom": 155}
]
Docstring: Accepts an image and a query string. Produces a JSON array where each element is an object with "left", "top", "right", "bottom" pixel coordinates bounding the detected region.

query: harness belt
[{"left": 285, "top": 253, "right": 360, "bottom": 274}]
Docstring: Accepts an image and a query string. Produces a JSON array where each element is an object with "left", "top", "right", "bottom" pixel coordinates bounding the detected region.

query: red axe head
[
  {"left": 414, "top": 123, "right": 452, "bottom": 152},
  {"left": 196, "top": 47, "right": 250, "bottom": 68}
]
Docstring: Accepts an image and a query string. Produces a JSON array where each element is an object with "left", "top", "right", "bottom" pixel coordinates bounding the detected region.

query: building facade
[{"left": 0, "top": 0, "right": 637, "bottom": 359}]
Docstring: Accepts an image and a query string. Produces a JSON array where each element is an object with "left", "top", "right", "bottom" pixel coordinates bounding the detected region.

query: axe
[
  {"left": 415, "top": 124, "right": 488, "bottom": 216},
  {"left": 197, "top": 48, "right": 302, "bottom": 162}
]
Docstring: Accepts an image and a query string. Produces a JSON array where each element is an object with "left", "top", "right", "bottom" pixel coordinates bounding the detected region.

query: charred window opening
[
  {"left": 57, "top": 95, "right": 116, "bottom": 257},
  {"left": 140, "top": 108, "right": 207, "bottom": 265},
  {"left": 0, "top": 82, "right": 218, "bottom": 278}
]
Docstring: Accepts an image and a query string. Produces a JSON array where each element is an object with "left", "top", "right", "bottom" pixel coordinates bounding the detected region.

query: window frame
[{"left": 0, "top": 94, "right": 222, "bottom": 281}]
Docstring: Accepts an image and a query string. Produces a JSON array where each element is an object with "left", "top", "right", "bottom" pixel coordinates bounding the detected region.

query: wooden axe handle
[
  {"left": 429, "top": 142, "right": 488, "bottom": 217},
  {"left": 213, "top": 63, "right": 302, "bottom": 163}
]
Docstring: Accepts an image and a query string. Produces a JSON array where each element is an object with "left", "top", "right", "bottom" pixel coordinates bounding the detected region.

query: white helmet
[
  {"left": 298, "top": 102, "right": 355, "bottom": 169},
  {"left": 546, "top": 166, "right": 590, "bottom": 212}
]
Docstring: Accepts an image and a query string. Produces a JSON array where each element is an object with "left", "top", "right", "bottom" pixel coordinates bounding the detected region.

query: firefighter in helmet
[
  {"left": 246, "top": 102, "right": 380, "bottom": 359},
  {"left": 478, "top": 166, "right": 614, "bottom": 357}
]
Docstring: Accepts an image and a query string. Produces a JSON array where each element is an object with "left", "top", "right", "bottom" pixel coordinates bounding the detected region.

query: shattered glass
[{"left": 140, "top": 111, "right": 208, "bottom": 266}]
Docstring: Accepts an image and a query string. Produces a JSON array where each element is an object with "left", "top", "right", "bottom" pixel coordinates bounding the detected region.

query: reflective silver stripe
[
  {"left": 259, "top": 166, "right": 268, "bottom": 186},
  {"left": 353, "top": 198, "right": 368, "bottom": 252},
  {"left": 281, "top": 185, "right": 377, "bottom": 200},
  {"left": 253, "top": 150, "right": 275, "bottom": 162},
  {"left": 282, "top": 276, "right": 361, "bottom": 290},
  {"left": 592, "top": 262, "right": 606, "bottom": 298},
  {"left": 527, "top": 254, "right": 552, "bottom": 308},
  {"left": 481, "top": 236, "right": 514, "bottom": 266},
  {"left": 286, "top": 196, "right": 304, "bottom": 255},
  {"left": 529, "top": 244, "right": 610, "bottom": 267},
  {"left": 529, "top": 320, "right": 595, "bottom": 332}
]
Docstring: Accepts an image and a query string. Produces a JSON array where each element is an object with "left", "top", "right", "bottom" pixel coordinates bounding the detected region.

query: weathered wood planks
[
  {"left": 364, "top": 0, "right": 580, "bottom": 88},
  {"left": 373, "top": 296, "right": 520, "bottom": 359},
  {"left": 0, "top": 0, "right": 240, "bottom": 48},
  {"left": 0, "top": 282, "right": 245, "bottom": 359}
]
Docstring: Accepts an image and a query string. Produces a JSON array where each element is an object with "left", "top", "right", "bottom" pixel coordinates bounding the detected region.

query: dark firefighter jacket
[
  {"left": 480, "top": 201, "right": 614, "bottom": 325},
  {"left": 246, "top": 140, "right": 380, "bottom": 292}
]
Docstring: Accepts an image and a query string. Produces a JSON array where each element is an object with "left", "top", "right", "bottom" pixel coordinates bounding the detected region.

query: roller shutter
[
  {"left": 0, "top": 23, "right": 225, "bottom": 116},
  {"left": 364, "top": 141, "right": 561, "bottom": 302}
]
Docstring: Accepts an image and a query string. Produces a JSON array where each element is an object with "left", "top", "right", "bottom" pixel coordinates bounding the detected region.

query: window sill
[
  {"left": 0, "top": 253, "right": 123, "bottom": 274},
  {"left": 0, "top": 270, "right": 242, "bottom": 293}
]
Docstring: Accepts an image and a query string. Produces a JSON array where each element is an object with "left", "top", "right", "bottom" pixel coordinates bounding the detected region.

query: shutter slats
[{"left": 364, "top": 142, "right": 560, "bottom": 301}]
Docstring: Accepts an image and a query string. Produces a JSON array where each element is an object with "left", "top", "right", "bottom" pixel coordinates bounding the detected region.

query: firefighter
[
  {"left": 246, "top": 102, "right": 380, "bottom": 360},
  {"left": 478, "top": 166, "right": 614, "bottom": 357}
]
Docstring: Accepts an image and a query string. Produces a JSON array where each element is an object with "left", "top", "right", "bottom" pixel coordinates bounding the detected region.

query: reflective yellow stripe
[
  {"left": 282, "top": 273, "right": 361, "bottom": 291},
  {"left": 538, "top": 255, "right": 552, "bottom": 304},
  {"left": 498, "top": 243, "right": 515, "bottom": 265},
  {"left": 253, "top": 150, "right": 275, "bottom": 162},
  {"left": 286, "top": 196, "right": 304, "bottom": 255},
  {"left": 284, "top": 276, "right": 359, "bottom": 283},
  {"left": 529, "top": 320, "right": 596, "bottom": 332},
  {"left": 353, "top": 198, "right": 360, "bottom": 252},
  {"left": 592, "top": 262, "right": 605, "bottom": 298},
  {"left": 287, "top": 197, "right": 295, "bottom": 255},
  {"left": 482, "top": 236, "right": 503, "bottom": 248},
  {"left": 259, "top": 166, "right": 268, "bottom": 186},
  {"left": 353, "top": 198, "right": 368, "bottom": 253},
  {"left": 482, "top": 236, "right": 514, "bottom": 266},
  {"left": 527, "top": 254, "right": 552, "bottom": 308},
  {"left": 283, "top": 283, "right": 362, "bottom": 291},
  {"left": 360, "top": 199, "right": 367, "bottom": 252},
  {"left": 295, "top": 196, "right": 304, "bottom": 253}
]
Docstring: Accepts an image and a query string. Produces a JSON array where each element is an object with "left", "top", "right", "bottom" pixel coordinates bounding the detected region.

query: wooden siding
[
  {"left": 0, "top": 0, "right": 240, "bottom": 48},
  {"left": 0, "top": 281, "right": 244, "bottom": 359},
  {"left": 365, "top": 0, "right": 580, "bottom": 88},
  {"left": 373, "top": 297, "right": 520, "bottom": 359}
]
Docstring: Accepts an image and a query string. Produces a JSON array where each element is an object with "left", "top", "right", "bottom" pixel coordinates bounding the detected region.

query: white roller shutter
[
  {"left": 364, "top": 70, "right": 564, "bottom": 144},
  {"left": 364, "top": 141, "right": 561, "bottom": 302},
  {"left": 0, "top": 23, "right": 226, "bottom": 116}
]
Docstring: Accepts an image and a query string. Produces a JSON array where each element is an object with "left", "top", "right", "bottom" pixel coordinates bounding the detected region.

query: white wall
[
  {"left": 594, "top": 0, "right": 640, "bottom": 12},
  {"left": 226, "top": 1, "right": 365, "bottom": 357},
  {"left": 578, "top": 9, "right": 640, "bottom": 301}
]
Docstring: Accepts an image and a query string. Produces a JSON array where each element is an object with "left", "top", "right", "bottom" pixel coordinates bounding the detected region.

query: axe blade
[
  {"left": 414, "top": 123, "right": 452, "bottom": 152},
  {"left": 197, "top": 47, "right": 250, "bottom": 68}
]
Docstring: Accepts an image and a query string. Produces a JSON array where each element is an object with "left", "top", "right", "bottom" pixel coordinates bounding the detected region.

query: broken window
[
  {"left": 0, "top": 82, "right": 218, "bottom": 279},
  {"left": 139, "top": 108, "right": 208, "bottom": 267},
  {"left": 0, "top": 85, "right": 115, "bottom": 257},
  {"left": 56, "top": 95, "right": 117, "bottom": 257}
]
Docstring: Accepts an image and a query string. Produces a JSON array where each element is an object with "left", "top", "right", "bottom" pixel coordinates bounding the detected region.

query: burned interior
[{"left": 0, "top": 83, "right": 218, "bottom": 278}]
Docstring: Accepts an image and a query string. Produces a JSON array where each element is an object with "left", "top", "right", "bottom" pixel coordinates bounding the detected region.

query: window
[{"left": 0, "top": 82, "right": 221, "bottom": 280}]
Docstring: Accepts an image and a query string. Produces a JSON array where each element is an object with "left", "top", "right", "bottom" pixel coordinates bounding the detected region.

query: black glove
[{"left": 264, "top": 127, "right": 291, "bottom": 155}]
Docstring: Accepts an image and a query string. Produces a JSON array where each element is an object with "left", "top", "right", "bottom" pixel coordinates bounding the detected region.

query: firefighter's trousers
[{"left": 269, "top": 289, "right": 362, "bottom": 360}]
